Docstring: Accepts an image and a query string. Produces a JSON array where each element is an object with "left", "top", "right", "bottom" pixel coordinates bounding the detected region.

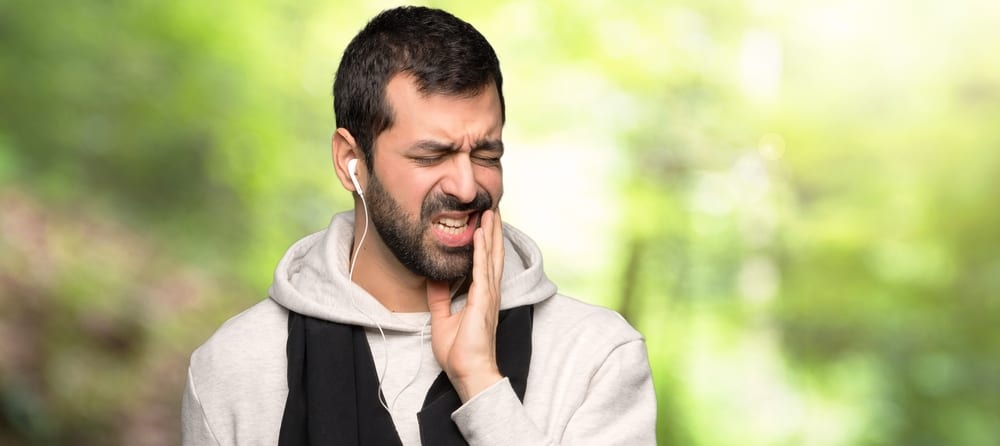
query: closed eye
[
  {"left": 412, "top": 155, "right": 446, "bottom": 165},
  {"left": 472, "top": 154, "right": 502, "bottom": 166},
  {"left": 471, "top": 140, "right": 503, "bottom": 167}
]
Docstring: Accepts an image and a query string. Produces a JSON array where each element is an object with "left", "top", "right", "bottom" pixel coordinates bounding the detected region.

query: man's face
[{"left": 365, "top": 74, "right": 504, "bottom": 282}]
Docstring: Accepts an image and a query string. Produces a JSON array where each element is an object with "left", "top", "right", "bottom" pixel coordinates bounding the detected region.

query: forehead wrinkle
[
  {"left": 408, "top": 136, "right": 502, "bottom": 154},
  {"left": 409, "top": 139, "right": 458, "bottom": 152}
]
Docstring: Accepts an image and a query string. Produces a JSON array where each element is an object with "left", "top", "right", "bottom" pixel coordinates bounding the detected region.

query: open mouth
[
  {"left": 435, "top": 210, "right": 482, "bottom": 233},
  {"left": 431, "top": 211, "right": 481, "bottom": 246},
  {"left": 436, "top": 215, "right": 470, "bottom": 234}
]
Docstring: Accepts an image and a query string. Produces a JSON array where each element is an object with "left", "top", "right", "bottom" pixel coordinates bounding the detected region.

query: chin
[{"left": 418, "top": 252, "right": 473, "bottom": 282}]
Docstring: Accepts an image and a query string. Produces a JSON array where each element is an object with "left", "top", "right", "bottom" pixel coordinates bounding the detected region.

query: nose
[{"left": 440, "top": 154, "right": 478, "bottom": 204}]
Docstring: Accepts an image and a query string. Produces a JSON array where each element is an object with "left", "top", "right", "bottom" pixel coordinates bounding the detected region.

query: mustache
[{"left": 421, "top": 190, "right": 493, "bottom": 221}]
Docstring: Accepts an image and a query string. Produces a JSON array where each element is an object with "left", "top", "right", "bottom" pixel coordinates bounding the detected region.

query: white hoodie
[{"left": 182, "top": 212, "right": 656, "bottom": 445}]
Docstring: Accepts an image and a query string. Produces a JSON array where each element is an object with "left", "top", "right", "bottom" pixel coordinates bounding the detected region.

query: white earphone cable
[
  {"left": 386, "top": 315, "right": 430, "bottom": 413},
  {"left": 347, "top": 166, "right": 437, "bottom": 415},
  {"left": 347, "top": 184, "right": 393, "bottom": 413}
]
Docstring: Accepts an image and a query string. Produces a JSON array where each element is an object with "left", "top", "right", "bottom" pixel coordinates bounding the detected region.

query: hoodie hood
[{"left": 268, "top": 211, "right": 558, "bottom": 332}]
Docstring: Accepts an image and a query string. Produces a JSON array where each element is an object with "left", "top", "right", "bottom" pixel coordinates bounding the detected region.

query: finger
[
  {"left": 427, "top": 280, "right": 453, "bottom": 322},
  {"left": 482, "top": 210, "right": 501, "bottom": 313},
  {"left": 467, "top": 224, "right": 489, "bottom": 311},
  {"left": 481, "top": 209, "right": 494, "bottom": 257},
  {"left": 480, "top": 210, "right": 494, "bottom": 280},
  {"left": 491, "top": 209, "right": 504, "bottom": 281}
]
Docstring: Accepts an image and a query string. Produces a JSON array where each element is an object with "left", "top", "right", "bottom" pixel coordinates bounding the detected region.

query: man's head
[
  {"left": 333, "top": 7, "right": 506, "bottom": 282},
  {"left": 333, "top": 6, "right": 505, "bottom": 170}
]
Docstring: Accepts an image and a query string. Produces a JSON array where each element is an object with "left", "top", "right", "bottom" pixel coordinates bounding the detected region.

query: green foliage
[{"left": 1, "top": 0, "right": 999, "bottom": 444}]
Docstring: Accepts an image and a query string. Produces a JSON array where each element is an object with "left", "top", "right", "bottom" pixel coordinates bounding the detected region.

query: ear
[{"left": 332, "top": 128, "right": 365, "bottom": 195}]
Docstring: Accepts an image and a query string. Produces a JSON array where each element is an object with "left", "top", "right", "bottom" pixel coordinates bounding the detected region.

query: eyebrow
[
  {"left": 473, "top": 139, "right": 505, "bottom": 155},
  {"left": 409, "top": 138, "right": 504, "bottom": 154}
]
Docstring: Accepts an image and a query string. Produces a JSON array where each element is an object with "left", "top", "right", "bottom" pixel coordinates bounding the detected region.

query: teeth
[
  {"left": 438, "top": 216, "right": 469, "bottom": 227},
  {"left": 436, "top": 215, "right": 470, "bottom": 234},
  {"left": 437, "top": 224, "right": 465, "bottom": 234}
]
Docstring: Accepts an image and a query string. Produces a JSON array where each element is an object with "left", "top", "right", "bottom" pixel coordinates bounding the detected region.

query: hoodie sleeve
[
  {"left": 181, "top": 366, "right": 221, "bottom": 446},
  {"left": 451, "top": 339, "right": 657, "bottom": 445}
]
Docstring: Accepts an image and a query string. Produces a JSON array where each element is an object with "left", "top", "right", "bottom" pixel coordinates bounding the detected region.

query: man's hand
[{"left": 427, "top": 209, "right": 505, "bottom": 403}]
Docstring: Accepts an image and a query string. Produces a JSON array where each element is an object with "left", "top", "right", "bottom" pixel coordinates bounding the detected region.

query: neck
[{"left": 350, "top": 210, "right": 434, "bottom": 313}]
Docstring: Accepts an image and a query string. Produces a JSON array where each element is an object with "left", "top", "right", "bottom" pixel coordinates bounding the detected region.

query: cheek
[
  {"left": 411, "top": 184, "right": 437, "bottom": 212},
  {"left": 410, "top": 176, "right": 442, "bottom": 210},
  {"left": 478, "top": 168, "right": 503, "bottom": 203},
  {"left": 380, "top": 171, "right": 435, "bottom": 216}
]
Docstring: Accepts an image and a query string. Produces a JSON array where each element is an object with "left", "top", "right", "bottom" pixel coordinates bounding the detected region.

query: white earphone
[
  {"left": 344, "top": 155, "right": 439, "bottom": 415},
  {"left": 345, "top": 156, "right": 402, "bottom": 414},
  {"left": 348, "top": 158, "right": 364, "bottom": 196}
]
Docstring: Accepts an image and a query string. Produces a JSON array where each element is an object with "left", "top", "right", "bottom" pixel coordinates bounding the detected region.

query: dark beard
[{"left": 363, "top": 171, "right": 493, "bottom": 282}]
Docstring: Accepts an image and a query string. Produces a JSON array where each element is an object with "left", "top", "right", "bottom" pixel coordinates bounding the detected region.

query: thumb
[{"left": 426, "top": 280, "right": 453, "bottom": 322}]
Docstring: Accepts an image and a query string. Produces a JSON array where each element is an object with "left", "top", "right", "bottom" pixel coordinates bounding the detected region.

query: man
[{"left": 182, "top": 6, "right": 656, "bottom": 445}]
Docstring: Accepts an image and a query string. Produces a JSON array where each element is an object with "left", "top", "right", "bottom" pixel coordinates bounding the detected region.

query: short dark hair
[{"left": 333, "top": 6, "right": 505, "bottom": 168}]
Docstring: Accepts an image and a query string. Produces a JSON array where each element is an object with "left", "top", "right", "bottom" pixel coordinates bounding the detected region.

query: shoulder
[
  {"left": 190, "top": 298, "right": 289, "bottom": 371},
  {"left": 534, "top": 294, "right": 642, "bottom": 341},
  {"left": 520, "top": 295, "right": 654, "bottom": 438},
  {"left": 188, "top": 298, "right": 289, "bottom": 400},
  {"left": 185, "top": 298, "right": 290, "bottom": 443},
  {"left": 531, "top": 294, "right": 645, "bottom": 363}
]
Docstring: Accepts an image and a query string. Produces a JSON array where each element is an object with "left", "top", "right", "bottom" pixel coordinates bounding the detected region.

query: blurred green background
[{"left": 2, "top": 0, "right": 999, "bottom": 444}]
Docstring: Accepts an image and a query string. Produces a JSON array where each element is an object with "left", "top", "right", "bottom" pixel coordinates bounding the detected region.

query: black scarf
[{"left": 278, "top": 306, "right": 533, "bottom": 445}]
